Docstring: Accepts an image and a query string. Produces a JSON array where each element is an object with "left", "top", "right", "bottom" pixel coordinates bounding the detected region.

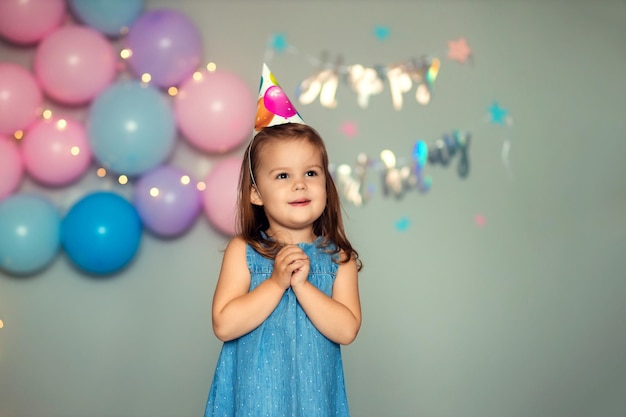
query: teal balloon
[
  {"left": 61, "top": 192, "right": 142, "bottom": 275},
  {"left": 68, "top": 0, "right": 144, "bottom": 37},
  {"left": 0, "top": 194, "right": 61, "bottom": 275},
  {"left": 88, "top": 80, "right": 176, "bottom": 176}
]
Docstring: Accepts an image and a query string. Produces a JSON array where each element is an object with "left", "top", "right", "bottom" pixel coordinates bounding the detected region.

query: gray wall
[{"left": 1, "top": 1, "right": 625, "bottom": 416}]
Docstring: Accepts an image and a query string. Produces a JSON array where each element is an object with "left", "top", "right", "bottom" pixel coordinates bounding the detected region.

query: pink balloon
[
  {"left": 0, "top": 63, "right": 43, "bottom": 135},
  {"left": 22, "top": 116, "right": 92, "bottom": 186},
  {"left": 34, "top": 25, "right": 117, "bottom": 105},
  {"left": 175, "top": 70, "right": 255, "bottom": 154},
  {"left": 202, "top": 158, "right": 242, "bottom": 236},
  {"left": 264, "top": 86, "right": 297, "bottom": 118},
  {"left": 0, "top": 135, "right": 23, "bottom": 201},
  {"left": 0, "top": 0, "right": 65, "bottom": 45}
]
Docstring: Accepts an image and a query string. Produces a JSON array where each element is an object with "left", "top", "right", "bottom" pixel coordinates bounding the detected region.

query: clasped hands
[{"left": 271, "top": 244, "right": 310, "bottom": 290}]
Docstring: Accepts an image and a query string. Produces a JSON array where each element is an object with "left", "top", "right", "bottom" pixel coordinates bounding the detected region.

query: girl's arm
[
  {"left": 211, "top": 237, "right": 286, "bottom": 341},
  {"left": 291, "top": 254, "right": 361, "bottom": 345}
]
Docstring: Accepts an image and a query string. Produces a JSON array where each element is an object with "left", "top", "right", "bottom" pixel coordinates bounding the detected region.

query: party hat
[{"left": 254, "top": 63, "right": 305, "bottom": 133}]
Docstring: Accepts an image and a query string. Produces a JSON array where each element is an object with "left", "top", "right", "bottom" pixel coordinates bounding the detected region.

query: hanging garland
[{"left": 263, "top": 33, "right": 512, "bottom": 206}]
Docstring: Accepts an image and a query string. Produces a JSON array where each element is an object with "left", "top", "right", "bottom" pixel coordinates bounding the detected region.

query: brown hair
[{"left": 237, "top": 123, "right": 361, "bottom": 270}]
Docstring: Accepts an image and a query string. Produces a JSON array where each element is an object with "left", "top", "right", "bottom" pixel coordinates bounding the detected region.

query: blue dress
[{"left": 204, "top": 238, "right": 351, "bottom": 417}]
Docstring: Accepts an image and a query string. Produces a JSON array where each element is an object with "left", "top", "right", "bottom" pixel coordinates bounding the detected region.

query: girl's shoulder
[{"left": 223, "top": 235, "right": 248, "bottom": 257}]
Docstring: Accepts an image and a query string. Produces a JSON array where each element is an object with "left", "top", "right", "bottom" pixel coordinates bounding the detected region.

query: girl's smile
[{"left": 289, "top": 198, "right": 311, "bottom": 206}]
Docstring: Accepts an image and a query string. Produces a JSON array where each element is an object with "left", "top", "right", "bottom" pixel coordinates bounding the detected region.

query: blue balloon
[
  {"left": 87, "top": 80, "right": 176, "bottom": 176},
  {"left": 61, "top": 192, "right": 142, "bottom": 275},
  {"left": 68, "top": 0, "right": 145, "bottom": 37},
  {"left": 0, "top": 194, "right": 61, "bottom": 275}
]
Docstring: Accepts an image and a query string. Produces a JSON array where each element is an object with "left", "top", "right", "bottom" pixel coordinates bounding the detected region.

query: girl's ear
[{"left": 250, "top": 186, "right": 263, "bottom": 206}]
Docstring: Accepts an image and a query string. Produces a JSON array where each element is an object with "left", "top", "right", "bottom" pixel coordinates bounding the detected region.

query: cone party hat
[{"left": 254, "top": 63, "right": 305, "bottom": 133}]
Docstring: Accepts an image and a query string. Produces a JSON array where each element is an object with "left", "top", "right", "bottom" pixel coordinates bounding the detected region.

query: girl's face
[{"left": 250, "top": 137, "right": 327, "bottom": 243}]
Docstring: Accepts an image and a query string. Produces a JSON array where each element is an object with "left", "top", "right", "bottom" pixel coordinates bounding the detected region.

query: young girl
[{"left": 204, "top": 65, "right": 362, "bottom": 417}]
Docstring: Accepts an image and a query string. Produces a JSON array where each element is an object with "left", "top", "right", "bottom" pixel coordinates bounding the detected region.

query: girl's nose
[{"left": 294, "top": 180, "right": 306, "bottom": 190}]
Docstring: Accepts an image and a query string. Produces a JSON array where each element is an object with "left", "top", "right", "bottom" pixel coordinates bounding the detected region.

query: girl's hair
[{"left": 237, "top": 123, "right": 362, "bottom": 271}]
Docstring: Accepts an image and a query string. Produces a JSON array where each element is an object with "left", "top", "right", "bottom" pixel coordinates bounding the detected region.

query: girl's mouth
[{"left": 289, "top": 199, "right": 311, "bottom": 207}]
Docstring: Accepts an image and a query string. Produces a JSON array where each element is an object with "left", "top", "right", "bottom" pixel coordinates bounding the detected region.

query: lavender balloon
[
  {"left": 125, "top": 8, "right": 202, "bottom": 88},
  {"left": 133, "top": 165, "right": 202, "bottom": 237}
]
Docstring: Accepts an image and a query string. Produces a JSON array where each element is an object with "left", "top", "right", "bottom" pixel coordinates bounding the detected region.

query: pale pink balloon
[
  {"left": 34, "top": 25, "right": 117, "bottom": 105},
  {"left": 0, "top": 0, "right": 65, "bottom": 45},
  {"left": 0, "top": 63, "right": 43, "bottom": 135},
  {"left": 175, "top": 70, "right": 255, "bottom": 154},
  {"left": 21, "top": 116, "right": 92, "bottom": 186},
  {"left": 202, "top": 157, "right": 242, "bottom": 236},
  {"left": 0, "top": 135, "right": 23, "bottom": 201}
]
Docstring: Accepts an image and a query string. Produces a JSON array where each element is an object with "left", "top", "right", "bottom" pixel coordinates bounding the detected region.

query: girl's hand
[
  {"left": 289, "top": 248, "right": 310, "bottom": 289},
  {"left": 272, "top": 245, "right": 309, "bottom": 290}
]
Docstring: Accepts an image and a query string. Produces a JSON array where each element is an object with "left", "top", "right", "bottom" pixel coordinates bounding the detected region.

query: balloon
[
  {"left": 87, "top": 80, "right": 176, "bottom": 176},
  {"left": 202, "top": 158, "right": 242, "bottom": 236},
  {"left": 175, "top": 70, "right": 255, "bottom": 154},
  {"left": 0, "top": 63, "right": 43, "bottom": 135},
  {"left": 34, "top": 25, "right": 117, "bottom": 105},
  {"left": 68, "top": 0, "right": 144, "bottom": 37},
  {"left": 61, "top": 192, "right": 142, "bottom": 275},
  {"left": 125, "top": 8, "right": 202, "bottom": 88},
  {"left": 255, "top": 97, "right": 274, "bottom": 131},
  {"left": 0, "top": 135, "right": 23, "bottom": 201},
  {"left": 133, "top": 165, "right": 201, "bottom": 237},
  {"left": 21, "top": 116, "right": 92, "bottom": 186},
  {"left": 0, "top": 0, "right": 65, "bottom": 45},
  {"left": 264, "top": 86, "right": 297, "bottom": 118},
  {"left": 0, "top": 193, "right": 61, "bottom": 275}
]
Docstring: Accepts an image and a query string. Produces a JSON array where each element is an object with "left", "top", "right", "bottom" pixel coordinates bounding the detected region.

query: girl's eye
[
  {"left": 305, "top": 170, "right": 318, "bottom": 177},
  {"left": 276, "top": 173, "right": 288, "bottom": 179}
]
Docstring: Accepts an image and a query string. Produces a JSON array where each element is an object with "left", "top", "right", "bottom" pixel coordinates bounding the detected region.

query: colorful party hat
[{"left": 254, "top": 63, "right": 305, "bottom": 133}]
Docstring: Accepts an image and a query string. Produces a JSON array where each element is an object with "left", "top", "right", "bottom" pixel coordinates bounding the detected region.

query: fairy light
[
  {"left": 118, "top": 175, "right": 128, "bottom": 185},
  {"left": 70, "top": 146, "right": 80, "bottom": 156},
  {"left": 149, "top": 187, "right": 160, "bottom": 197},
  {"left": 206, "top": 62, "right": 217, "bottom": 72},
  {"left": 196, "top": 181, "right": 206, "bottom": 191},
  {"left": 120, "top": 49, "right": 132, "bottom": 59},
  {"left": 96, "top": 167, "right": 107, "bottom": 177},
  {"left": 192, "top": 71, "right": 202, "bottom": 81},
  {"left": 0, "top": 319, "right": 4, "bottom": 329},
  {"left": 168, "top": 86, "right": 178, "bottom": 96},
  {"left": 42, "top": 109, "right": 52, "bottom": 119},
  {"left": 56, "top": 119, "right": 67, "bottom": 130},
  {"left": 180, "top": 175, "right": 191, "bottom": 185},
  {"left": 141, "top": 73, "right": 151, "bottom": 83},
  {"left": 13, "top": 130, "right": 23, "bottom": 140}
]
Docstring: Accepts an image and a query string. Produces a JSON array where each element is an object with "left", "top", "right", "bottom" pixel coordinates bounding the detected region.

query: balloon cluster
[{"left": 0, "top": 0, "right": 256, "bottom": 276}]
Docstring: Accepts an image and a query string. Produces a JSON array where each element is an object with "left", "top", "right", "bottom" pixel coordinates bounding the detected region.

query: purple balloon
[
  {"left": 125, "top": 8, "right": 202, "bottom": 88},
  {"left": 133, "top": 165, "right": 201, "bottom": 237}
]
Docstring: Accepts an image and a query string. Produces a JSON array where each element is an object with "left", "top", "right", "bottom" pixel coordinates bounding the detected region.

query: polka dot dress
[{"left": 204, "top": 238, "right": 351, "bottom": 417}]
